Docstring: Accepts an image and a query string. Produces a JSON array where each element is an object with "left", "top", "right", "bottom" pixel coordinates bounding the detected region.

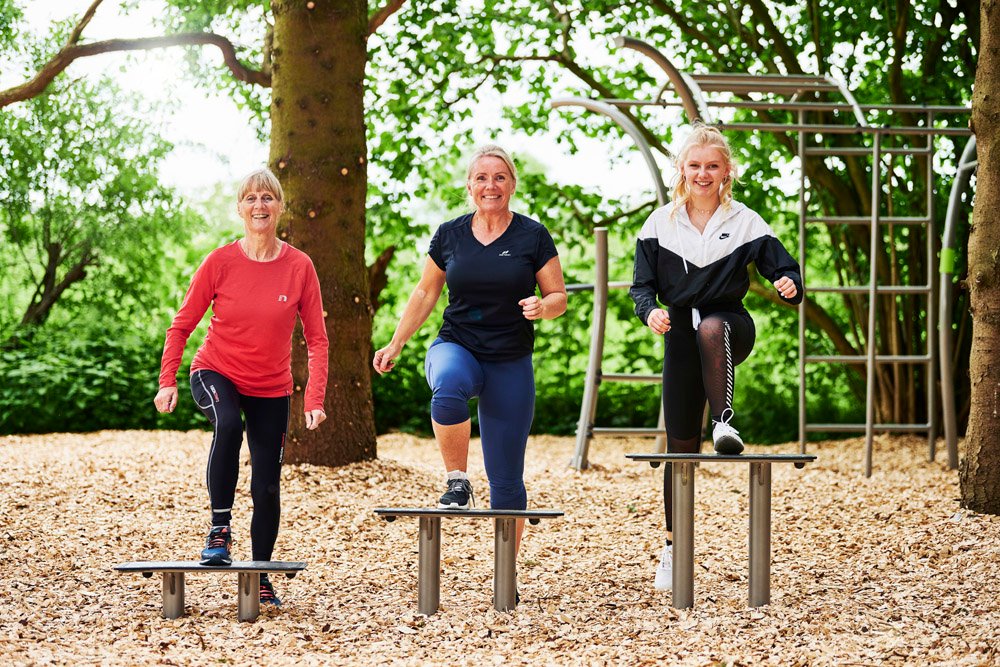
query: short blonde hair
[
  {"left": 237, "top": 167, "right": 285, "bottom": 205},
  {"left": 465, "top": 145, "right": 517, "bottom": 210},
  {"left": 669, "top": 124, "right": 738, "bottom": 218}
]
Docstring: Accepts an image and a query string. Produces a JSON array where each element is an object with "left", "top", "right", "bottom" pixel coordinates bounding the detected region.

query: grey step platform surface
[
  {"left": 115, "top": 560, "right": 305, "bottom": 575},
  {"left": 374, "top": 507, "right": 563, "bottom": 614},
  {"left": 375, "top": 507, "right": 563, "bottom": 524},
  {"left": 627, "top": 452, "right": 816, "bottom": 610},
  {"left": 114, "top": 561, "right": 306, "bottom": 622},
  {"left": 627, "top": 452, "right": 817, "bottom": 467}
]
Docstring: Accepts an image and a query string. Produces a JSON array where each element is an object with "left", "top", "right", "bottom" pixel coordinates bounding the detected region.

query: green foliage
[
  {"left": 0, "top": 325, "right": 205, "bottom": 434},
  {"left": 1, "top": 0, "right": 975, "bottom": 441},
  {"left": 0, "top": 67, "right": 199, "bottom": 340}
]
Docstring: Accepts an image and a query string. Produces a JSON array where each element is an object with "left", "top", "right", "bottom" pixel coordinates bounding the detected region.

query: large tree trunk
[
  {"left": 960, "top": 0, "right": 1000, "bottom": 514},
  {"left": 270, "top": 0, "right": 376, "bottom": 466}
]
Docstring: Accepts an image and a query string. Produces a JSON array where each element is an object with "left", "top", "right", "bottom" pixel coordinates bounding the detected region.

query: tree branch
[
  {"left": 920, "top": 1, "right": 960, "bottom": 81},
  {"left": 646, "top": 0, "right": 723, "bottom": 55},
  {"left": 443, "top": 62, "right": 498, "bottom": 108},
  {"left": 19, "top": 249, "right": 93, "bottom": 328},
  {"left": 743, "top": 0, "right": 805, "bottom": 74},
  {"left": 887, "top": 0, "right": 910, "bottom": 106},
  {"left": 0, "top": 33, "right": 270, "bottom": 109},
  {"left": 807, "top": 0, "right": 825, "bottom": 73},
  {"left": 367, "top": 245, "right": 396, "bottom": 314},
  {"left": 592, "top": 199, "right": 657, "bottom": 227},
  {"left": 368, "top": 0, "right": 408, "bottom": 36},
  {"left": 68, "top": 0, "right": 105, "bottom": 45},
  {"left": 261, "top": 22, "right": 274, "bottom": 78}
]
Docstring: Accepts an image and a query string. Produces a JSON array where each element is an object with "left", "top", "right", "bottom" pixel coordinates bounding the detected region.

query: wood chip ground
[{"left": 1, "top": 431, "right": 998, "bottom": 665}]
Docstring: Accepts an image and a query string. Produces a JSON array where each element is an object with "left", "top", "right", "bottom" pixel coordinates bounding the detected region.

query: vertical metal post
[
  {"left": 797, "top": 109, "right": 808, "bottom": 454},
  {"left": 494, "top": 518, "right": 518, "bottom": 611},
  {"left": 161, "top": 572, "right": 185, "bottom": 619},
  {"left": 571, "top": 228, "right": 609, "bottom": 470},
  {"left": 864, "top": 133, "right": 882, "bottom": 478},
  {"left": 671, "top": 461, "right": 695, "bottom": 609},
  {"left": 925, "top": 112, "right": 937, "bottom": 461},
  {"left": 749, "top": 462, "right": 772, "bottom": 607},
  {"left": 418, "top": 516, "right": 441, "bottom": 616},
  {"left": 237, "top": 572, "right": 260, "bottom": 622}
]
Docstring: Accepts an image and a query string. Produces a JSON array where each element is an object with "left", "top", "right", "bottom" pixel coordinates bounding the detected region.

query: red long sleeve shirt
[{"left": 158, "top": 241, "right": 329, "bottom": 411}]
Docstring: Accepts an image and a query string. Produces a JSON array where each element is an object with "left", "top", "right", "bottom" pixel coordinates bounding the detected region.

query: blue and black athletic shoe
[
  {"left": 260, "top": 574, "right": 282, "bottom": 606},
  {"left": 438, "top": 478, "right": 474, "bottom": 509},
  {"left": 199, "top": 526, "right": 232, "bottom": 566}
]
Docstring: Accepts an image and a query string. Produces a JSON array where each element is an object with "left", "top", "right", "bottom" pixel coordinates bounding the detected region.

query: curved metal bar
[
  {"left": 612, "top": 36, "right": 708, "bottom": 123},
  {"left": 826, "top": 68, "right": 868, "bottom": 126},
  {"left": 679, "top": 71, "right": 711, "bottom": 122},
  {"left": 551, "top": 97, "right": 669, "bottom": 205},
  {"left": 939, "top": 136, "right": 977, "bottom": 469},
  {"left": 569, "top": 228, "right": 608, "bottom": 471}
]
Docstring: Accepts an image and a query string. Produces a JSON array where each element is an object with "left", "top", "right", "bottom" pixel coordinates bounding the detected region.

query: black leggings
[
  {"left": 661, "top": 308, "right": 755, "bottom": 533},
  {"left": 190, "top": 369, "right": 289, "bottom": 561}
]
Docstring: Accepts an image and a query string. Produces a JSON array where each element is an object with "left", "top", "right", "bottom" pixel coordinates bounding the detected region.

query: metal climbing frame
[{"left": 554, "top": 36, "right": 972, "bottom": 475}]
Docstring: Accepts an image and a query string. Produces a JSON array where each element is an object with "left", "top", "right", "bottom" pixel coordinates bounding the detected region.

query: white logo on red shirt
[{"left": 278, "top": 295, "right": 288, "bottom": 302}]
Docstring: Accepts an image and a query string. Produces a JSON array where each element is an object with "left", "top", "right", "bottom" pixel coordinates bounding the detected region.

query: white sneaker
[
  {"left": 654, "top": 543, "right": 672, "bottom": 591},
  {"left": 712, "top": 411, "right": 744, "bottom": 455}
]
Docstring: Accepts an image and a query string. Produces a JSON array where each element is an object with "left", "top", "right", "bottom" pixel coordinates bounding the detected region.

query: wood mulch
[{"left": 0, "top": 430, "right": 997, "bottom": 666}]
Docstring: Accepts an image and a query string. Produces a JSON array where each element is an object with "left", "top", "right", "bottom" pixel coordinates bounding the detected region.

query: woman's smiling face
[
  {"left": 680, "top": 145, "right": 731, "bottom": 198},
  {"left": 467, "top": 156, "right": 515, "bottom": 214}
]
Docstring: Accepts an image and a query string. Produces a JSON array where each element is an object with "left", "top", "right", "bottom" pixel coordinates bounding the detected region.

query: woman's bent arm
[{"left": 372, "top": 258, "right": 447, "bottom": 374}]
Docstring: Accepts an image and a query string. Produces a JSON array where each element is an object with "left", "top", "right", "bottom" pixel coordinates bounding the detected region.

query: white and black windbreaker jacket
[{"left": 630, "top": 200, "right": 804, "bottom": 327}]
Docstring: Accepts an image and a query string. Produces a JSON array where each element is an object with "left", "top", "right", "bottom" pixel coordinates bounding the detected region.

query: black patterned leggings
[{"left": 661, "top": 307, "right": 755, "bottom": 532}]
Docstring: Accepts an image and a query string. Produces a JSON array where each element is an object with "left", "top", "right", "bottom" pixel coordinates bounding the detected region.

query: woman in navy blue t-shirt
[{"left": 373, "top": 144, "right": 566, "bottom": 554}]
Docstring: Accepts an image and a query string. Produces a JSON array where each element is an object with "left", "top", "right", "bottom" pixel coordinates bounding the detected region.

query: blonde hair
[
  {"left": 465, "top": 145, "right": 517, "bottom": 210},
  {"left": 669, "top": 124, "right": 738, "bottom": 219},
  {"left": 236, "top": 167, "right": 285, "bottom": 206}
]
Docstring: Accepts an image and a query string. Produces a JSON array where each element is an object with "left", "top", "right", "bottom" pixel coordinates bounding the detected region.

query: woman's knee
[
  {"left": 488, "top": 480, "right": 527, "bottom": 510},
  {"left": 695, "top": 316, "right": 728, "bottom": 346},
  {"left": 251, "top": 478, "right": 281, "bottom": 505},
  {"left": 213, "top": 419, "right": 244, "bottom": 449},
  {"left": 427, "top": 355, "right": 481, "bottom": 425},
  {"left": 430, "top": 393, "right": 470, "bottom": 425}
]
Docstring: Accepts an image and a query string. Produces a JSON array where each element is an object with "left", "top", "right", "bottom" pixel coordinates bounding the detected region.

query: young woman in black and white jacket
[{"left": 630, "top": 124, "right": 803, "bottom": 591}]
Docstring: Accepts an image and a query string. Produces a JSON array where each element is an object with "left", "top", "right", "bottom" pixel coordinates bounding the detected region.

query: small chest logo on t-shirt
[
  {"left": 718, "top": 233, "right": 730, "bottom": 240},
  {"left": 278, "top": 295, "right": 288, "bottom": 302},
  {"left": 499, "top": 250, "right": 511, "bottom": 257}
]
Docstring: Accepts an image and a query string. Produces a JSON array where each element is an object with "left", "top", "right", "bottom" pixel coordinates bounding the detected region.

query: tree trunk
[
  {"left": 960, "top": 0, "right": 1000, "bottom": 514},
  {"left": 270, "top": 0, "right": 376, "bottom": 466}
]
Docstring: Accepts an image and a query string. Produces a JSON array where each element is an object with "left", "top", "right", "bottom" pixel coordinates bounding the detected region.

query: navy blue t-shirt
[{"left": 428, "top": 212, "right": 559, "bottom": 361}]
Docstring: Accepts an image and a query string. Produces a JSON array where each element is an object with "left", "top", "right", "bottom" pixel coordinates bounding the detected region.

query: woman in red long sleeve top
[{"left": 153, "top": 168, "right": 328, "bottom": 606}]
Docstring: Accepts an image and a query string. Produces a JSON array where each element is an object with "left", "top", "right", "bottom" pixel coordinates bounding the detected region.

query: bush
[{"left": 0, "top": 329, "right": 205, "bottom": 434}]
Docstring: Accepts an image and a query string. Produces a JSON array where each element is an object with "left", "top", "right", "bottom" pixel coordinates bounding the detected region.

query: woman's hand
[
  {"left": 519, "top": 295, "right": 546, "bottom": 320},
  {"left": 305, "top": 409, "right": 326, "bottom": 430},
  {"left": 153, "top": 387, "right": 178, "bottom": 413},
  {"left": 647, "top": 308, "right": 671, "bottom": 335},
  {"left": 373, "top": 342, "right": 402, "bottom": 375},
  {"left": 774, "top": 276, "right": 798, "bottom": 300}
]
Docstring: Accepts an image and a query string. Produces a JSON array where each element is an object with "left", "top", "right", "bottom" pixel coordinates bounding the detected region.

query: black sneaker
[
  {"left": 260, "top": 574, "right": 282, "bottom": 606},
  {"left": 199, "top": 526, "right": 232, "bottom": 566},
  {"left": 438, "top": 478, "right": 474, "bottom": 509}
]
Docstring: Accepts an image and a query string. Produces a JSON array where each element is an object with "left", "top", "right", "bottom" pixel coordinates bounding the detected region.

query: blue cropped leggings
[{"left": 424, "top": 340, "right": 535, "bottom": 510}]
